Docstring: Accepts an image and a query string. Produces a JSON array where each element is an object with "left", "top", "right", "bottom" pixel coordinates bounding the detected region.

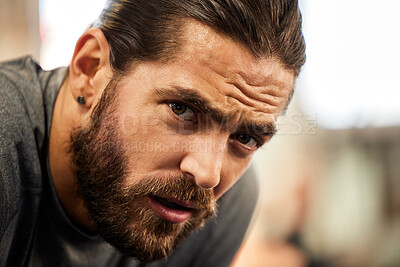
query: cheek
[{"left": 117, "top": 114, "right": 188, "bottom": 175}]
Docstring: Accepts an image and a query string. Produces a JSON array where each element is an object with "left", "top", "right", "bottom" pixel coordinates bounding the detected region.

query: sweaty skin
[{"left": 49, "top": 20, "right": 294, "bottom": 232}]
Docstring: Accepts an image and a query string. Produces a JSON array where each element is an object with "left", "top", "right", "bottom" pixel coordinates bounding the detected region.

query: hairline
[{"left": 109, "top": 16, "right": 300, "bottom": 78}]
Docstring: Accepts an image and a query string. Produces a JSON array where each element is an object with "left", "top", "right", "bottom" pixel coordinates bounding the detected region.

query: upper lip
[{"left": 155, "top": 195, "right": 200, "bottom": 210}]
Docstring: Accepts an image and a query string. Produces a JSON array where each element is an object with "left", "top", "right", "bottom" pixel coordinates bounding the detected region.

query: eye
[
  {"left": 169, "top": 102, "right": 195, "bottom": 121},
  {"left": 233, "top": 134, "right": 260, "bottom": 149}
]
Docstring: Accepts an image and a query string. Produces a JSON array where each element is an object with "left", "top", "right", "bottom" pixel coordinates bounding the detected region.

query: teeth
[{"left": 153, "top": 196, "right": 191, "bottom": 211}]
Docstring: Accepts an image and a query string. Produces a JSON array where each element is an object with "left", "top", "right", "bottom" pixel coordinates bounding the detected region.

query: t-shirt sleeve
[{"left": 147, "top": 166, "right": 259, "bottom": 267}]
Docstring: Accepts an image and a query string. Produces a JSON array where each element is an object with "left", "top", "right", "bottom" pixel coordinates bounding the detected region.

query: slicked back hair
[{"left": 94, "top": 0, "right": 306, "bottom": 76}]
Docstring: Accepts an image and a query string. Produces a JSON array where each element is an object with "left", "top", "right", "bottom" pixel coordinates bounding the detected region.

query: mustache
[{"left": 119, "top": 174, "right": 217, "bottom": 216}]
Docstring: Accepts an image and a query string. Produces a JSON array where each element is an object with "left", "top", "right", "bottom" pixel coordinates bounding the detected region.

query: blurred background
[{"left": 1, "top": 0, "right": 399, "bottom": 266}]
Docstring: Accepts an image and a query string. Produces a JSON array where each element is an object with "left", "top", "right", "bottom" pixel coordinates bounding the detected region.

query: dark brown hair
[{"left": 95, "top": 0, "right": 306, "bottom": 76}]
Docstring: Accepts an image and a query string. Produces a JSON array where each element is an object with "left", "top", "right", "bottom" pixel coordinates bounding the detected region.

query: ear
[{"left": 69, "top": 28, "right": 111, "bottom": 109}]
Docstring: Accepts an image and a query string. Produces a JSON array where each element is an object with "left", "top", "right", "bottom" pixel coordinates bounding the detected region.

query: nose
[{"left": 179, "top": 137, "right": 225, "bottom": 189}]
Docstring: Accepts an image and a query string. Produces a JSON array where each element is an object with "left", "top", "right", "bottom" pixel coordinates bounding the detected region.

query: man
[{"left": 0, "top": 0, "right": 305, "bottom": 266}]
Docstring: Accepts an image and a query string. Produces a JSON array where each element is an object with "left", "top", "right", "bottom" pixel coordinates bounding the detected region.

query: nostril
[
  {"left": 195, "top": 175, "right": 220, "bottom": 190},
  {"left": 182, "top": 171, "right": 218, "bottom": 189}
]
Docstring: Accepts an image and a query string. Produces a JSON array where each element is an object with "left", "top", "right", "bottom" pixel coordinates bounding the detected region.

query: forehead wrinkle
[
  {"left": 228, "top": 71, "right": 292, "bottom": 105},
  {"left": 203, "top": 59, "right": 292, "bottom": 115},
  {"left": 224, "top": 82, "right": 284, "bottom": 113}
]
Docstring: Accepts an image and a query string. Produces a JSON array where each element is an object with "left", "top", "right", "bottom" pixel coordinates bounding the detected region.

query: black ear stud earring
[{"left": 77, "top": 96, "right": 85, "bottom": 105}]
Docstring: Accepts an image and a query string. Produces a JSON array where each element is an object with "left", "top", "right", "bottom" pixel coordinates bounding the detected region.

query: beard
[{"left": 69, "top": 78, "right": 217, "bottom": 262}]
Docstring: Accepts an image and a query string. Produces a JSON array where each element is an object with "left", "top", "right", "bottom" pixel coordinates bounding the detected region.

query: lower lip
[{"left": 147, "top": 196, "right": 194, "bottom": 223}]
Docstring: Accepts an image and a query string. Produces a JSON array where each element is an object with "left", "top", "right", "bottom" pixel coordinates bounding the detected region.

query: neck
[{"left": 48, "top": 80, "right": 97, "bottom": 233}]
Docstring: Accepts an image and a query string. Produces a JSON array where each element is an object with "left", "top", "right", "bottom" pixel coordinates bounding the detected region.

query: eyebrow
[{"left": 152, "top": 85, "right": 277, "bottom": 136}]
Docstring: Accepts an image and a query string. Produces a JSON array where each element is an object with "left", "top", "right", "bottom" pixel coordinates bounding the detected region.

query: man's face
[{"left": 70, "top": 21, "right": 294, "bottom": 262}]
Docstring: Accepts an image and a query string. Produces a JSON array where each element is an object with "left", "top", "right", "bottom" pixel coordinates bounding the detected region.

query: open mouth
[
  {"left": 147, "top": 195, "right": 197, "bottom": 223},
  {"left": 152, "top": 196, "right": 194, "bottom": 211}
]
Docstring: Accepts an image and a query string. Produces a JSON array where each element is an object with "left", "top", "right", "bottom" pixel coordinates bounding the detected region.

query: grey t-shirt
[{"left": 0, "top": 56, "right": 259, "bottom": 267}]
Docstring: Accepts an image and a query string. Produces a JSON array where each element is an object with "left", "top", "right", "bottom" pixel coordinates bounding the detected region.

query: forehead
[
  {"left": 179, "top": 21, "right": 290, "bottom": 84},
  {"left": 174, "top": 20, "right": 295, "bottom": 117},
  {"left": 124, "top": 20, "right": 294, "bottom": 127}
]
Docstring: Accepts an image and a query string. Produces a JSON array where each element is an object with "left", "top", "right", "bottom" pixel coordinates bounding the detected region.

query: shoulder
[
  {"left": 0, "top": 56, "right": 45, "bottom": 245},
  {"left": 0, "top": 56, "right": 46, "bottom": 131},
  {"left": 0, "top": 56, "right": 46, "bottom": 177},
  {"left": 0, "top": 56, "right": 48, "bottom": 156}
]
